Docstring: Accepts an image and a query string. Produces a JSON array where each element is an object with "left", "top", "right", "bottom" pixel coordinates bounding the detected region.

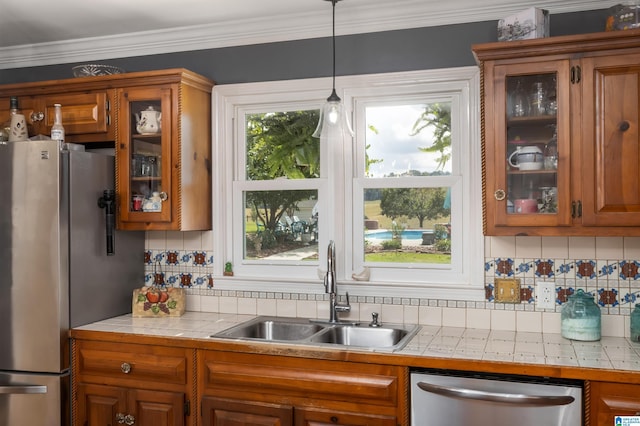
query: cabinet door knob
[
  {"left": 494, "top": 189, "right": 506, "bottom": 201},
  {"left": 30, "top": 112, "right": 44, "bottom": 122},
  {"left": 159, "top": 191, "right": 168, "bottom": 201},
  {"left": 116, "top": 413, "right": 126, "bottom": 424},
  {"left": 619, "top": 121, "right": 630, "bottom": 131},
  {"left": 124, "top": 414, "right": 135, "bottom": 425},
  {"left": 120, "top": 362, "right": 131, "bottom": 374}
]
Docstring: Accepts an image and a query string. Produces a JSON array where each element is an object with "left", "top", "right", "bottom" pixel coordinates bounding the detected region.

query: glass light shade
[{"left": 313, "top": 98, "right": 354, "bottom": 138}]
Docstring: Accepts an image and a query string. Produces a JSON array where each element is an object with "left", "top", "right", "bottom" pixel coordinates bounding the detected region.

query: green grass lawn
[{"left": 365, "top": 251, "right": 451, "bottom": 263}]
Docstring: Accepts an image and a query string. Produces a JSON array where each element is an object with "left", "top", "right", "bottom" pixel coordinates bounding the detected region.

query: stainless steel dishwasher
[{"left": 411, "top": 370, "right": 582, "bottom": 425}]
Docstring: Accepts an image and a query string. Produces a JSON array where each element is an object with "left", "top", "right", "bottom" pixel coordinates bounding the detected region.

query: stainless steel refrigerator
[{"left": 0, "top": 140, "right": 144, "bottom": 426}]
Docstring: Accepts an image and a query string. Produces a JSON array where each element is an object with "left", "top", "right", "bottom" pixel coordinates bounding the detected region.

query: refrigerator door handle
[
  {"left": 98, "top": 189, "right": 116, "bottom": 256},
  {"left": 0, "top": 384, "right": 47, "bottom": 394}
]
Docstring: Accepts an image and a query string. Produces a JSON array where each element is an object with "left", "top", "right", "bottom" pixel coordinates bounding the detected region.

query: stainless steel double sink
[{"left": 211, "top": 316, "right": 420, "bottom": 352}]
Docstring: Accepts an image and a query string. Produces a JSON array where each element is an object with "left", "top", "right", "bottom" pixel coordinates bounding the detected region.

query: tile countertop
[{"left": 74, "top": 311, "right": 640, "bottom": 373}]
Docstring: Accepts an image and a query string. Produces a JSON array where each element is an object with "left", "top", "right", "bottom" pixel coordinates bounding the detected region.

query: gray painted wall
[{"left": 0, "top": 10, "right": 609, "bottom": 85}]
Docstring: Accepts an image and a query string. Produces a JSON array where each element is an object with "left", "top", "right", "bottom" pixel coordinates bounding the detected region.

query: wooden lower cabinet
[
  {"left": 72, "top": 338, "right": 195, "bottom": 426},
  {"left": 76, "top": 383, "right": 123, "bottom": 425},
  {"left": 295, "top": 407, "right": 397, "bottom": 426},
  {"left": 590, "top": 381, "right": 640, "bottom": 426},
  {"left": 198, "top": 350, "right": 407, "bottom": 426},
  {"left": 77, "top": 383, "right": 185, "bottom": 426},
  {"left": 201, "top": 396, "right": 397, "bottom": 426},
  {"left": 202, "top": 396, "right": 293, "bottom": 426}
]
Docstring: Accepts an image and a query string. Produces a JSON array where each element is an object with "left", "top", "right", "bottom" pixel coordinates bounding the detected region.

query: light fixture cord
[{"left": 331, "top": 0, "right": 336, "bottom": 92}]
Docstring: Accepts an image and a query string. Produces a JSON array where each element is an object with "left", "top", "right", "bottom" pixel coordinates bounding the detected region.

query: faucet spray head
[{"left": 325, "top": 240, "right": 336, "bottom": 294}]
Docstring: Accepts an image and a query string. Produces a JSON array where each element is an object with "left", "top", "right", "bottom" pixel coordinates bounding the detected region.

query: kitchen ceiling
[{"left": 0, "top": 0, "right": 617, "bottom": 69}]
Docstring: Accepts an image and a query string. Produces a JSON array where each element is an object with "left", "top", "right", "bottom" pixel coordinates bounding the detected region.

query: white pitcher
[{"left": 508, "top": 145, "right": 544, "bottom": 171}]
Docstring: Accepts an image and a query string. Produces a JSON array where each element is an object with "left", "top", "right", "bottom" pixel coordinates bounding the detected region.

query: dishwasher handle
[{"left": 417, "top": 381, "right": 575, "bottom": 407}]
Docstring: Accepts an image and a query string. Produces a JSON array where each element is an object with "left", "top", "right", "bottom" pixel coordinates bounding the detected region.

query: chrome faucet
[{"left": 324, "top": 240, "right": 350, "bottom": 323}]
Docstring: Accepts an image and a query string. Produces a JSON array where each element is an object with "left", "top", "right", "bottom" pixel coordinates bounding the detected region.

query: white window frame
[{"left": 212, "top": 67, "right": 484, "bottom": 300}]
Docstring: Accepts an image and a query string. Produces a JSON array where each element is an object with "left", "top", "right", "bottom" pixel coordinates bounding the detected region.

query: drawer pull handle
[
  {"left": 120, "top": 362, "right": 131, "bottom": 374},
  {"left": 30, "top": 112, "right": 44, "bottom": 122},
  {"left": 116, "top": 412, "right": 135, "bottom": 425},
  {"left": 330, "top": 416, "right": 338, "bottom": 423}
]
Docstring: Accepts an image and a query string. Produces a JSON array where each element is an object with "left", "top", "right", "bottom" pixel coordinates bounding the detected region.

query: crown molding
[{"left": 0, "top": 0, "right": 618, "bottom": 70}]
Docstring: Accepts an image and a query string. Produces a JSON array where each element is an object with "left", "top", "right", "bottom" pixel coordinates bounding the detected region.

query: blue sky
[{"left": 365, "top": 104, "right": 451, "bottom": 178}]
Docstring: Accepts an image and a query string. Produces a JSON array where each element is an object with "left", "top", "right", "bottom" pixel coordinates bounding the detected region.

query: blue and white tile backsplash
[
  {"left": 143, "top": 232, "right": 640, "bottom": 337},
  {"left": 484, "top": 258, "right": 640, "bottom": 314}
]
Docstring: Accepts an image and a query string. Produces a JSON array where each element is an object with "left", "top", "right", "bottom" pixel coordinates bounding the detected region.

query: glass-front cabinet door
[
  {"left": 117, "top": 86, "right": 173, "bottom": 225},
  {"left": 486, "top": 61, "right": 572, "bottom": 230}
]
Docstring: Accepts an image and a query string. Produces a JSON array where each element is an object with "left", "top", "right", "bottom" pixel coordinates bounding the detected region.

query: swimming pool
[{"left": 365, "top": 229, "right": 431, "bottom": 241}]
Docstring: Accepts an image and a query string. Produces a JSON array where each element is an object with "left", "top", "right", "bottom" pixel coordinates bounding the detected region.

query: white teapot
[{"left": 135, "top": 106, "right": 162, "bottom": 134}]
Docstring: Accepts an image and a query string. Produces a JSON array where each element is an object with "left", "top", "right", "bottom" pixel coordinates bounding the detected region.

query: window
[{"left": 213, "top": 68, "right": 484, "bottom": 299}]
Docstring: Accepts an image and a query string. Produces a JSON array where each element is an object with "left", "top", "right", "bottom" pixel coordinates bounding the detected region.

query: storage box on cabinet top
[{"left": 498, "top": 7, "right": 550, "bottom": 41}]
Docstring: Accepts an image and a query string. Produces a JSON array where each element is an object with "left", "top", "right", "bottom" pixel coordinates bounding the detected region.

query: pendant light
[{"left": 312, "top": 0, "right": 354, "bottom": 138}]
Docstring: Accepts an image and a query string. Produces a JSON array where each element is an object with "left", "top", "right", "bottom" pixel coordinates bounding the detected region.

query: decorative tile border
[
  {"left": 143, "top": 250, "right": 639, "bottom": 318},
  {"left": 485, "top": 258, "right": 640, "bottom": 314},
  {"left": 144, "top": 250, "right": 214, "bottom": 288}
]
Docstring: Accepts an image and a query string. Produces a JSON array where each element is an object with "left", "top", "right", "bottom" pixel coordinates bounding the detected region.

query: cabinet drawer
[
  {"left": 199, "top": 351, "right": 402, "bottom": 408},
  {"left": 76, "top": 340, "right": 190, "bottom": 386},
  {"left": 41, "top": 92, "right": 110, "bottom": 136}
]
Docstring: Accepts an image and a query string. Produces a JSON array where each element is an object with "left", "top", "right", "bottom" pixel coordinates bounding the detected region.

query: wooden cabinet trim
[
  {"left": 0, "top": 68, "right": 213, "bottom": 97},
  {"left": 473, "top": 28, "right": 640, "bottom": 63}
]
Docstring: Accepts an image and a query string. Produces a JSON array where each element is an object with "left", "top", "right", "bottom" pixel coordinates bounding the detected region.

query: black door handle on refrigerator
[{"left": 98, "top": 190, "right": 115, "bottom": 256}]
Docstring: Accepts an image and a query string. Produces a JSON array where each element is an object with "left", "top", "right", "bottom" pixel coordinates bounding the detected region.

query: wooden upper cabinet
[
  {"left": 114, "top": 71, "right": 213, "bottom": 231},
  {"left": 482, "top": 60, "right": 572, "bottom": 232},
  {"left": 473, "top": 29, "right": 640, "bottom": 236},
  {"left": 116, "top": 86, "right": 175, "bottom": 228},
  {"left": 0, "top": 69, "right": 214, "bottom": 231},
  {"left": 581, "top": 54, "right": 640, "bottom": 227},
  {"left": 0, "top": 90, "right": 113, "bottom": 142}
]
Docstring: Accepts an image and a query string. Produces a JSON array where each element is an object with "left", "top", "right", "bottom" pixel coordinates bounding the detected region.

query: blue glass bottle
[{"left": 561, "top": 289, "right": 601, "bottom": 341}]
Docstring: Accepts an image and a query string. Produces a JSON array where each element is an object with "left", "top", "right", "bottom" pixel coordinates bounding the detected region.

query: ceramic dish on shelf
[{"left": 72, "top": 64, "right": 125, "bottom": 77}]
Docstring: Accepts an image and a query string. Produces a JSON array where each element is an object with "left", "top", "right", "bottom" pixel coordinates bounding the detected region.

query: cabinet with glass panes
[
  {"left": 474, "top": 30, "right": 640, "bottom": 236},
  {"left": 115, "top": 70, "right": 213, "bottom": 231}
]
